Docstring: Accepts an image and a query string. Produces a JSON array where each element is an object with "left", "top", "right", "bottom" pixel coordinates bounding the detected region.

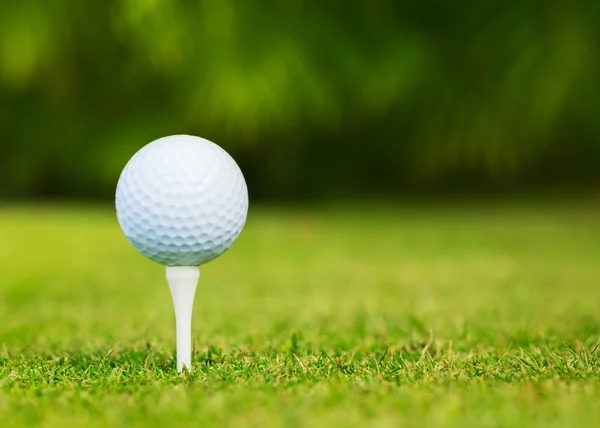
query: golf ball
[{"left": 115, "top": 135, "right": 248, "bottom": 266}]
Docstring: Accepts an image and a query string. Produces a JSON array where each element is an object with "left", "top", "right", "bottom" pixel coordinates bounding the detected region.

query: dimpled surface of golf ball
[{"left": 115, "top": 135, "right": 248, "bottom": 266}]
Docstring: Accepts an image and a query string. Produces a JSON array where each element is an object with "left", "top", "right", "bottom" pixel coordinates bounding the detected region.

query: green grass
[{"left": 1, "top": 202, "right": 600, "bottom": 427}]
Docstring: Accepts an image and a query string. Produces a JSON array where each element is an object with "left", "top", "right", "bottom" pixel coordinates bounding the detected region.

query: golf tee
[{"left": 166, "top": 266, "right": 200, "bottom": 372}]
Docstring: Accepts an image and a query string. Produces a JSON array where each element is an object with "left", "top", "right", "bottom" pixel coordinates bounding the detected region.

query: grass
[{"left": 1, "top": 201, "right": 600, "bottom": 427}]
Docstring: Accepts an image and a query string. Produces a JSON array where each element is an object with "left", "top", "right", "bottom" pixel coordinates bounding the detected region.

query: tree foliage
[{"left": 1, "top": 0, "right": 599, "bottom": 199}]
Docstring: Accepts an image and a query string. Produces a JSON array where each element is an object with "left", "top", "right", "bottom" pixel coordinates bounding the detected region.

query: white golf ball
[{"left": 115, "top": 135, "right": 248, "bottom": 266}]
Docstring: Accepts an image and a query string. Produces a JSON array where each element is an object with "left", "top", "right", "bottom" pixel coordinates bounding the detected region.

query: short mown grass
[{"left": 1, "top": 201, "right": 599, "bottom": 427}]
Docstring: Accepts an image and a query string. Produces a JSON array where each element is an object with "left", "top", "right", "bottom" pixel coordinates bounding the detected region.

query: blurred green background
[{"left": 2, "top": 0, "right": 599, "bottom": 201}]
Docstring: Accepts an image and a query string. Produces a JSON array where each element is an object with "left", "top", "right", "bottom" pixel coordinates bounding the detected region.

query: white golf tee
[{"left": 166, "top": 266, "right": 200, "bottom": 372}]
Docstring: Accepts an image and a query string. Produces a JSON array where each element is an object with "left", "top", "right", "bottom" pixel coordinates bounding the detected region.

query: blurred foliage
[{"left": 0, "top": 0, "right": 599, "bottom": 200}]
